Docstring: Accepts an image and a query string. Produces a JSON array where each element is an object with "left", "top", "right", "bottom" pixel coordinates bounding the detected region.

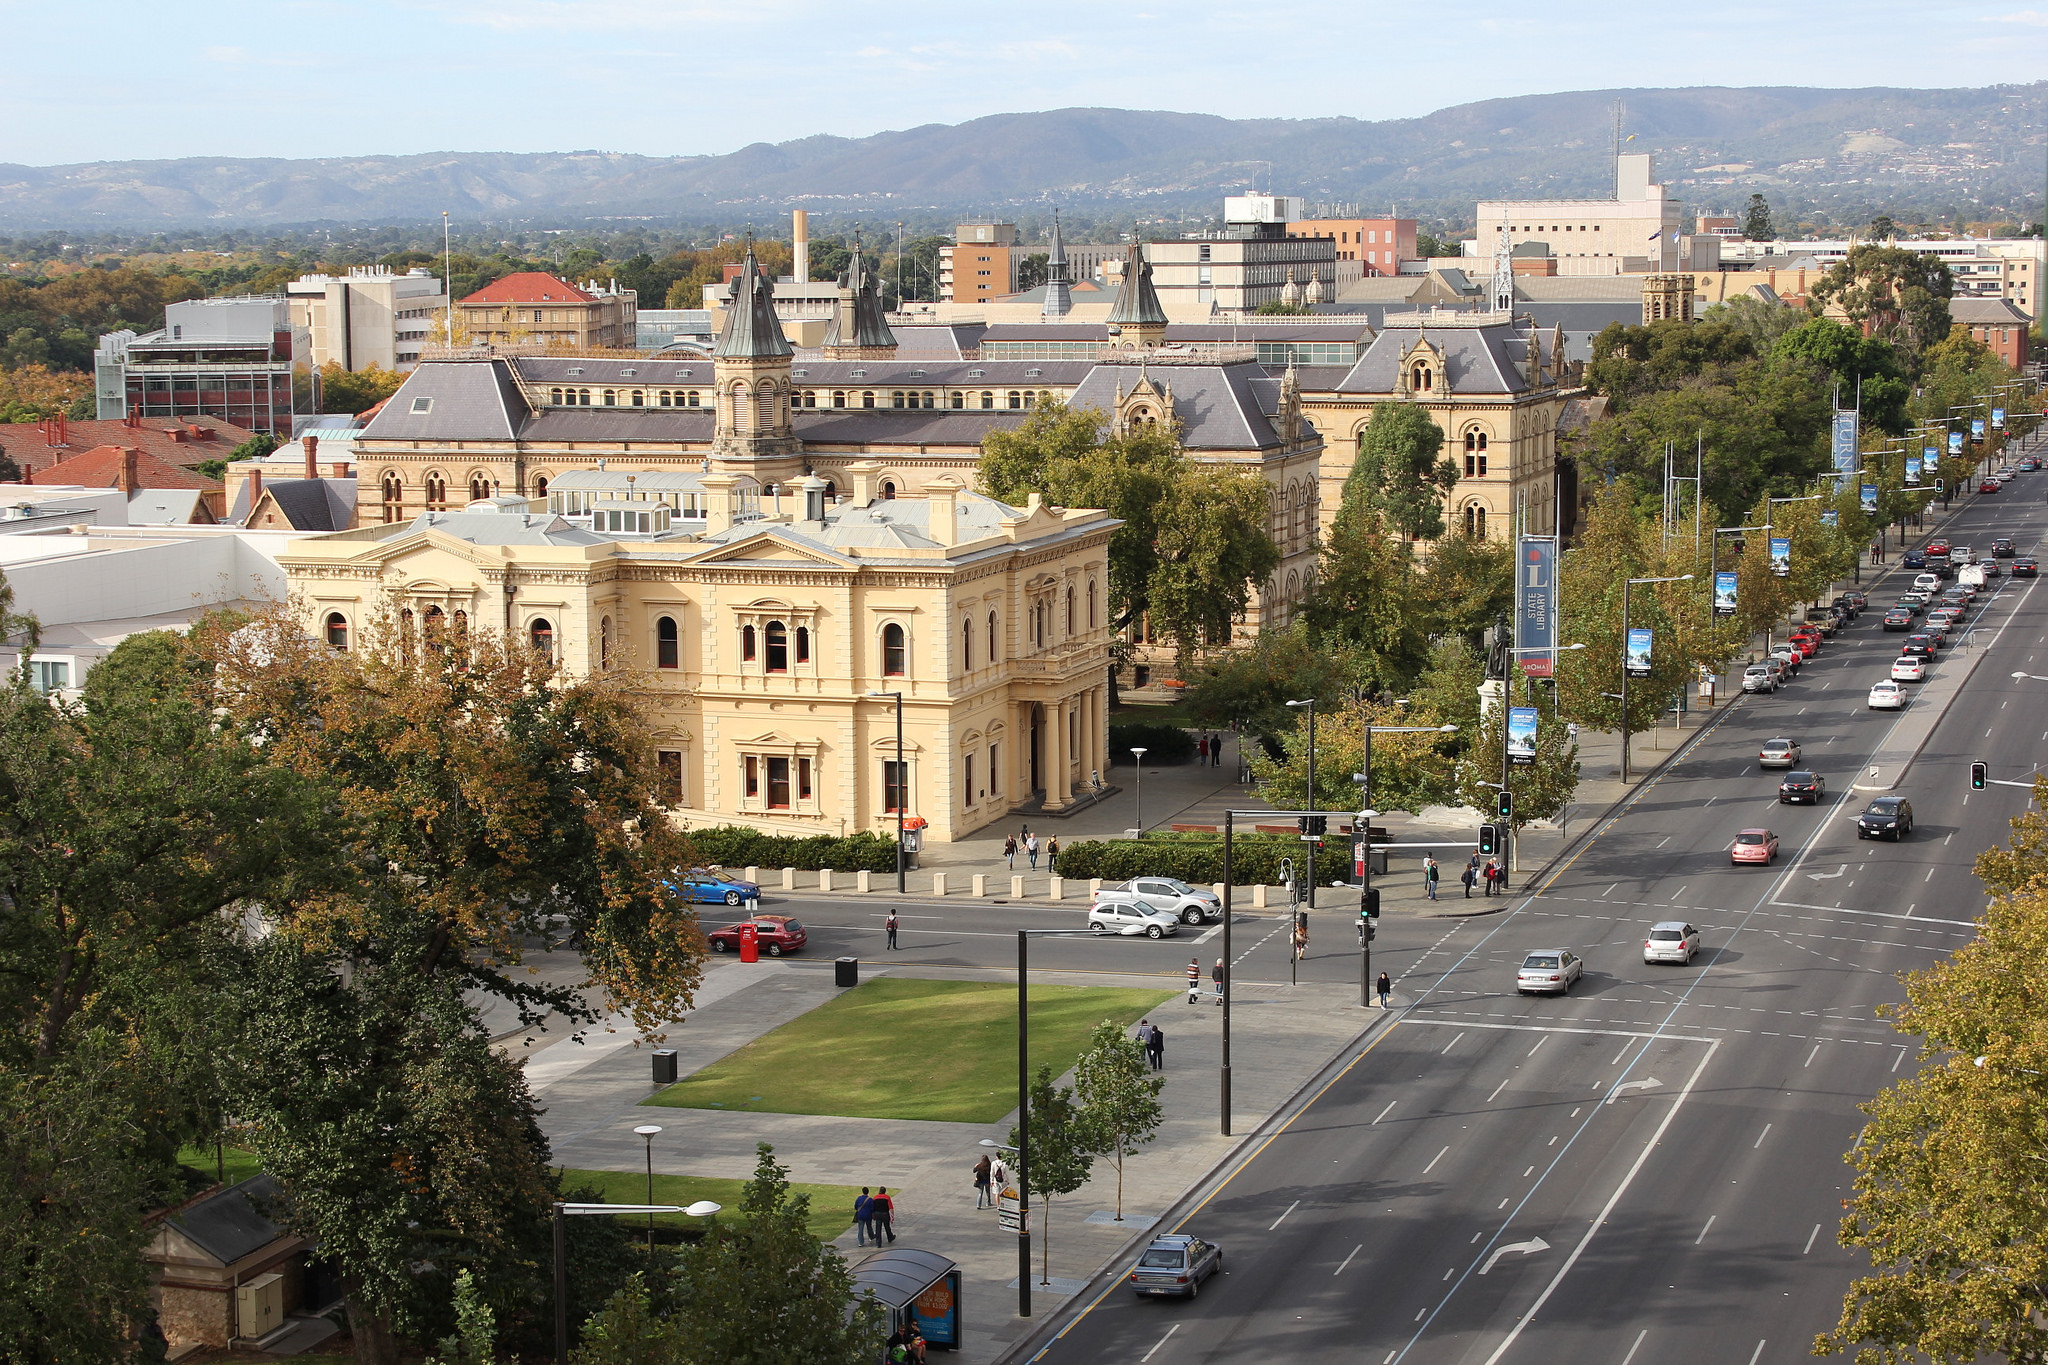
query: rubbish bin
[
  {"left": 652, "top": 1050, "right": 678, "bottom": 1085},
  {"left": 835, "top": 956, "right": 860, "bottom": 988}
]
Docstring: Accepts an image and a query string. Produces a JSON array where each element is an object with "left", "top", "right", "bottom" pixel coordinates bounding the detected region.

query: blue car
[{"left": 671, "top": 869, "right": 762, "bottom": 906}]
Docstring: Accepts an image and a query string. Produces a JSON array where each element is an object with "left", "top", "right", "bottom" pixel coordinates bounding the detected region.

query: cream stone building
[{"left": 280, "top": 468, "right": 1118, "bottom": 842}]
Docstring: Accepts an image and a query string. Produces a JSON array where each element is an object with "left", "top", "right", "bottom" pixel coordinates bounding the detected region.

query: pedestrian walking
[
  {"left": 1292, "top": 918, "right": 1308, "bottom": 962},
  {"left": 1461, "top": 854, "right": 1479, "bottom": 899},
  {"left": 1026, "top": 833, "right": 1041, "bottom": 869},
  {"left": 1004, "top": 834, "right": 1017, "bottom": 869},
  {"left": 885, "top": 910, "right": 900, "bottom": 950},
  {"left": 1377, "top": 971, "right": 1392, "bottom": 1009},
  {"left": 1197, "top": 734, "right": 1210, "bottom": 764},
  {"left": 1213, "top": 733, "right": 1225, "bottom": 768},
  {"left": 990, "top": 1155, "right": 1008, "bottom": 1191},
  {"left": 1423, "top": 853, "right": 1439, "bottom": 901},
  {"left": 1147, "top": 1022, "right": 1165, "bottom": 1071},
  {"left": 854, "top": 1187, "right": 876, "bottom": 1246},
  {"left": 1212, "top": 957, "right": 1227, "bottom": 1007},
  {"left": 1186, "top": 956, "right": 1202, "bottom": 1004},
  {"left": 1484, "top": 859, "right": 1502, "bottom": 895},
  {"left": 872, "top": 1187, "right": 897, "bottom": 1243},
  {"left": 973, "top": 1154, "right": 993, "bottom": 1209},
  {"left": 1046, "top": 836, "right": 1060, "bottom": 873}
]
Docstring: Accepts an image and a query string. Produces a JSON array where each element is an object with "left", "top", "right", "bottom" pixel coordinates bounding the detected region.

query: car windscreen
[
  {"left": 1522, "top": 954, "right": 1560, "bottom": 969},
  {"left": 1138, "top": 1249, "right": 1185, "bottom": 1268},
  {"left": 1867, "top": 801, "right": 1900, "bottom": 814},
  {"left": 1648, "top": 928, "right": 1683, "bottom": 941}
]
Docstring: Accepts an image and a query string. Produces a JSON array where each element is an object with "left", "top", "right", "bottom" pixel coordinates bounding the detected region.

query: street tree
[
  {"left": 1009, "top": 1063, "right": 1096, "bottom": 1288},
  {"left": 1772, "top": 318, "right": 1909, "bottom": 433},
  {"left": 1452, "top": 695, "right": 1581, "bottom": 831},
  {"left": 1342, "top": 400, "right": 1459, "bottom": 539},
  {"left": 1807, "top": 245, "right": 1954, "bottom": 371},
  {"left": 1074, "top": 1020, "right": 1165, "bottom": 1223},
  {"left": 1554, "top": 483, "right": 1706, "bottom": 736},
  {"left": 1299, "top": 510, "right": 1431, "bottom": 688},
  {"left": 1743, "top": 193, "right": 1775, "bottom": 242}
]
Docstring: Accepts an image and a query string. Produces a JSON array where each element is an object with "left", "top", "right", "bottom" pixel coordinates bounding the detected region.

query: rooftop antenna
[{"left": 1611, "top": 101, "right": 1626, "bottom": 199}]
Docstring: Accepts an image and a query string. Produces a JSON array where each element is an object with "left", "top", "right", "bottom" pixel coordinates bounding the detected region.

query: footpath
[{"left": 518, "top": 466, "right": 2019, "bottom": 1363}]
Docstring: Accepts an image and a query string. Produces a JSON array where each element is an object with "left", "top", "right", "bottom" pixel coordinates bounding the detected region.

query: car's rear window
[
  {"left": 780, "top": 921, "right": 801, "bottom": 932},
  {"left": 1785, "top": 772, "right": 1814, "bottom": 782},
  {"left": 1735, "top": 833, "right": 1765, "bottom": 844},
  {"left": 1522, "top": 954, "right": 1560, "bottom": 969},
  {"left": 1649, "top": 929, "right": 1683, "bottom": 941},
  {"left": 1138, "top": 1249, "right": 1184, "bottom": 1268}
]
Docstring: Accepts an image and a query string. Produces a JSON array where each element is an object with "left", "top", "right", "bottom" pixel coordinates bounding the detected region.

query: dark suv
[
  {"left": 1994, "top": 537, "right": 2017, "bottom": 558},
  {"left": 1856, "top": 797, "right": 1915, "bottom": 841}
]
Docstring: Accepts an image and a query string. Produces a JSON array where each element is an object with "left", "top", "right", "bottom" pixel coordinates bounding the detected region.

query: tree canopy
[
  {"left": 1807, "top": 244, "right": 1954, "bottom": 370},
  {"left": 1342, "top": 401, "right": 1459, "bottom": 540}
]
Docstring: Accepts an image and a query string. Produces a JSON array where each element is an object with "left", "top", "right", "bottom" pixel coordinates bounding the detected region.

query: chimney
[
  {"left": 848, "top": 460, "right": 881, "bottom": 505},
  {"left": 700, "top": 472, "right": 741, "bottom": 536},
  {"left": 793, "top": 209, "right": 810, "bottom": 283},
  {"left": 168, "top": 427, "right": 186, "bottom": 444},
  {"left": 924, "top": 480, "right": 959, "bottom": 548},
  {"left": 799, "top": 475, "right": 828, "bottom": 526},
  {"left": 248, "top": 469, "right": 262, "bottom": 509},
  {"left": 118, "top": 446, "right": 139, "bottom": 495},
  {"left": 302, "top": 433, "right": 318, "bottom": 480},
  {"left": 333, "top": 460, "right": 351, "bottom": 478},
  {"left": 126, "top": 404, "right": 141, "bottom": 430}
]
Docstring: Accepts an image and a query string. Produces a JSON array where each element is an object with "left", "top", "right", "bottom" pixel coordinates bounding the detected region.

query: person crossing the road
[
  {"left": 885, "top": 910, "right": 900, "bottom": 949},
  {"left": 1377, "top": 971, "right": 1392, "bottom": 1009}
]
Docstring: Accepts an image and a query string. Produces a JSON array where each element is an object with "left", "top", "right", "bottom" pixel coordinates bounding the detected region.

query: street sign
[{"left": 998, "top": 1188, "right": 1026, "bottom": 1232}]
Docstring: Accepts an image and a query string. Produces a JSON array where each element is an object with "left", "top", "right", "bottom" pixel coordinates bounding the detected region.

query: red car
[
  {"left": 1981, "top": 479, "right": 2001, "bottom": 494},
  {"left": 1731, "top": 829, "right": 1779, "bottom": 865},
  {"left": 1787, "top": 634, "right": 1819, "bottom": 659},
  {"left": 1927, "top": 540, "right": 1951, "bottom": 558},
  {"left": 706, "top": 914, "right": 809, "bottom": 956}
]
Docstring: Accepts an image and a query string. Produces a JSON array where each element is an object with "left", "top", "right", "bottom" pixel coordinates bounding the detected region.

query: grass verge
[
  {"left": 642, "top": 978, "right": 1175, "bottom": 1123},
  {"left": 175, "top": 1142, "right": 264, "bottom": 1189},
  {"left": 556, "top": 1168, "right": 861, "bottom": 1243}
]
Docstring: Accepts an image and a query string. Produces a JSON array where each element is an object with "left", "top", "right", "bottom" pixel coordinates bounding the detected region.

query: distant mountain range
[{"left": 2, "top": 83, "right": 2045, "bottom": 231}]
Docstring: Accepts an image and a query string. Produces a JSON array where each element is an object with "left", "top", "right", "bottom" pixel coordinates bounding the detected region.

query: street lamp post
[
  {"left": 633, "top": 1124, "right": 662, "bottom": 1259},
  {"left": 1284, "top": 699, "right": 1317, "bottom": 980},
  {"left": 867, "top": 691, "right": 906, "bottom": 892},
  {"left": 1620, "top": 574, "right": 1693, "bottom": 782},
  {"left": 1129, "top": 747, "right": 1149, "bottom": 835},
  {"left": 1008, "top": 924, "right": 1097, "bottom": 1317},
  {"left": 1349, "top": 719, "right": 1459, "bottom": 1006},
  {"left": 553, "top": 1199, "right": 721, "bottom": 1365}
]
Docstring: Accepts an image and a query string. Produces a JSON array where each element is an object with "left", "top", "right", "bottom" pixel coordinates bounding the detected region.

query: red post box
[{"left": 738, "top": 922, "right": 759, "bottom": 963}]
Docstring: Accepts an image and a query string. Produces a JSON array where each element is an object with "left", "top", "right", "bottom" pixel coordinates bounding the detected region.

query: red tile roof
[
  {"left": 0, "top": 416, "right": 259, "bottom": 478},
  {"left": 460, "top": 272, "right": 595, "bottom": 305},
  {"left": 31, "top": 444, "right": 225, "bottom": 493}
]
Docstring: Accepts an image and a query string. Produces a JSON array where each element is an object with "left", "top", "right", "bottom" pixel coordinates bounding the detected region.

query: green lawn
[
  {"left": 642, "top": 978, "right": 1175, "bottom": 1124},
  {"left": 175, "top": 1142, "right": 264, "bottom": 1189},
  {"left": 557, "top": 1168, "right": 861, "bottom": 1243}
]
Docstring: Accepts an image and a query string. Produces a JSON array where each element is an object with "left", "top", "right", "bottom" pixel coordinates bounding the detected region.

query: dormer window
[
  {"left": 567, "top": 367, "right": 584, "bottom": 375},
  {"left": 1026, "top": 367, "right": 1042, "bottom": 377},
  {"left": 620, "top": 368, "right": 637, "bottom": 376},
  {"left": 967, "top": 368, "right": 985, "bottom": 378},
  {"left": 909, "top": 369, "right": 925, "bottom": 377},
  {"left": 851, "top": 369, "right": 867, "bottom": 378}
]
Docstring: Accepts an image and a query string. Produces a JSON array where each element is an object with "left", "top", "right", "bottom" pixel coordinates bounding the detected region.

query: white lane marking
[
  {"left": 1141, "top": 1325, "right": 1179, "bottom": 1363},
  {"left": 1705, "top": 795, "right": 1717, "bottom": 806},
  {"left": 1603, "top": 883, "right": 1619, "bottom": 898},
  {"left": 1695, "top": 1214, "right": 1716, "bottom": 1245},
  {"left": 1421, "top": 1147, "right": 1450, "bottom": 1176},
  {"left": 1443, "top": 1266, "right": 1456, "bottom": 1280},
  {"left": 1748, "top": 1341, "right": 1767, "bottom": 1365},
  {"left": 1754, "top": 1123, "right": 1772, "bottom": 1148},
  {"left": 1415, "top": 1307, "right": 1427, "bottom": 1321},
  {"left": 1335, "top": 1244, "right": 1362, "bottom": 1276},
  {"left": 1925, "top": 867, "right": 1937, "bottom": 881},
  {"left": 1805, "top": 1044, "right": 1822, "bottom": 1067},
  {"left": 1527, "top": 1038, "right": 1546, "bottom": 1057},
  {"left": 1443, "top": 1034, "right": 1466, "bottom": 1054},
  {"left": 1194, "top": 923, "right": 1224, "bottom": 944},
  {"left": 1672, "top": 886, "right": 1689, "bottom": 900},
  {"left": 1607, "top": 1077, "right": 1664, "bottom": 1104},
  {"left": 1269, "top": 1199, "right": 1300, "bottom": 1231},
  {"left": 1609, "top": 1042, "right": 1631, "bottom": 1065},
  {"left": 1497, "top": 1197, "right": 1509, "bottom": 1209},
  {"left": 1893, "top": 1046, "right": 1910, "bottom": 1072},
  {"left": 1372, "top": 1101, "right": 1397, "bottom": 1124},
  {"left": 1945, "top": 833, "right": 1954, "bottom": 845},
  {"left": 1769, "top": 901, "right": 1977, "bottom": 926},
  {"left": 1486, "top": 1078, "right": 1511, "bottom": 1103},
  {"left": 1620, "top": 1329, "right": 1649, "bottom": 1365},
  {"left": 1478, "top": 1236, "right": 1550, "bottom": 1275},
  {"left": 1804, "top": 1224, "right": 1823, "bottom": 1255},
  {"left": 1522, "top": 1165, "right": 1535, "bottom": 1178},
  {"left": 1656, "top": 836, "right": 1670, "bottom": 848}
]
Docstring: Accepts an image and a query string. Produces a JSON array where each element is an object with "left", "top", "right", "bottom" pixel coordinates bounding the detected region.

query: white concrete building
[
  {"left": 1714, "top": 236, "right": 2045, "bottom": 319},
  {"left": 287, "top": 267, "right": 448, "bottom": 372},
  {"left": 1474, "top": 154, "right": 1688, "bottom": 274}
]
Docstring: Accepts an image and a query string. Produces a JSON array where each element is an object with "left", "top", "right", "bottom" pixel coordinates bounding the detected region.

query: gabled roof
[
  {"left": 245, "top": 478, "right": 356, "bottom": 532},
  {"left": 35, "top": 444, "right": 223, "bottom": 492},
  {"left": 1950, "top": 296, "right": 2031, "bottom": 325},
  {"left": 128, "top": 489, "right": 215, "bottom": 525},
  {"left": 2, "top": 417, "right": 257, "bottom": 478},
  {"left": 1333, "top": 321, "right": 1538, "bottom": 396},
  {"left": 715, "top": 246, "right": 794, "bottom": 360},
  {"left": 461, "top": 272, "right": 595, "bottom": 305},
  {"left": 1066, "top": 362, "right": 1286, "bottom": 450},
  {"left": 162, "top": 1175, "right": 288, "bottom": 1267},
  {"left": 360, "top": 360, "right": 530, "bottom": 442}
]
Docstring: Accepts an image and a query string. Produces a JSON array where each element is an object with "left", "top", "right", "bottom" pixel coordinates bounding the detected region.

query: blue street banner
[
  {"left": 1768, "top": 536, "right": 1791, "bottom": 577},
  {"left": 1994, "top": 408, "right": 2007, "bottom": 430},
  {"left": 1821, "top": 509, "right": 1838, "bottom": 528},
  {"left": 1507, "top": 706, "right": 1538, "bottom": 766},
  {"left": 1861, "top": 482, "right": 1879, "bottom": 513},
  {"left": 1905, "top": 455, "right": 1922, "bottom": 487},
  {"left": 1625, "top": 627, "right": 1653, "bottom": 678},
  {"left": 1922, "top": 444, "right": 1938, "bottom": 471},
  {"left": 1973, "top": 418, "right": 1987, "bottom": 440},
  {"left": 1516, "top": 536, "right": 1556, "bottom": 678},
  {"left": 1831, "top": 411, "right": 1859, "bottom": 474},
  {"left": 1713, "top": 570, "right": 1739, "bottom": 616},
  {"left": 1949, "top": 431, "right": 1965, "bottom": 454}
]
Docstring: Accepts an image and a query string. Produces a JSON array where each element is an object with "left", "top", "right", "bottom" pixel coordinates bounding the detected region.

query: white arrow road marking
[
  {"left": 1479, "top": 1237, "right": 1550, "bottom": 1275},
  {"left": 1606, "top": 1077, "right": 1664, "bottom": 1105},
  {"left": 1809, "top": 865, "right": 1847, "bottom": 881}
]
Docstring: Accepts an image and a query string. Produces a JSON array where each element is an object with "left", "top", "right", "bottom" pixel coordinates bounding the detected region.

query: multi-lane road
[{"left": 996, "top": 463, "right": 2048, "bottom": 1364}]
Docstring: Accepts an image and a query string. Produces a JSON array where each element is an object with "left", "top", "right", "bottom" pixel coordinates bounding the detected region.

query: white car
[
  {"left": 1517, "top": 949, "right": 1583, "bottom": 995},
  {"left": 1086, "top": 899, "right": 1181, "bottom": 938},
  {"left": 1097, "top": 876, "right": 1223, "bottom": 925},
  {"left": 1913, "top": 572, "right": 1942, "bottom": 593},
  {"left": 1742, "top": 665, "right": 1778, "bottom": 694},
  {"left": 1891, "top": 655, "right": 1928, "bottom": 682},
  {"left": 1644, "top": 921, "right": 1701, "bottom": 965},
  {"left": 1869, "top": 679, "right": 1908, "bottom": 710}
]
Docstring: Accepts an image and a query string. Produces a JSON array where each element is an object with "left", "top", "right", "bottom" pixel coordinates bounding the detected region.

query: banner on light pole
[
  {"left": 1768, "top": 537, "right": 1791, "bottom": 577},
  {"left": 1831, "top": 411, "right": 1859, "bottom": 474},
  {"left": 1507, "top": 706, "right": 1537, "bottom": 766},
  {"left": 1516, "top": 537, "right": 1556, "bottom": 678},
  {"left": 1821, "top": 509, "right": 1838, "bottom": 528},
  {"left": 1949, "top": 431, "right": 1965, "bottom": 454},
  {"left": 1905, "top": 455, "right": 1922, "bottom": 487},
  {"left": 1625, "top": 627, "right": 1653, "bottom": 678},
  {"left": 1861, "top": 482, "right": 1879, "bottom": 514},
  {"left": 1994, "top": 408, "right": 2007, "bottom": 430},
  {"left": 1713, "top": 570, "right": 1739, "bottom": 616}
]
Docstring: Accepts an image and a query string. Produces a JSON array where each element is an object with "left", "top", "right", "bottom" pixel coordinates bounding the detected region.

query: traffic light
[
  {"left": 1297, "top": 814, "right": 1328, "bottom": 837},
  {"left": 1362, "top": 887, "right": 1381, "bottom": 920},
  {"left": 1972, "top": 760, "right": 1988, "bottom": 790},
  {"left": 1479, "top": 823, "right": 1499, "bottom": 856},
  {"left": 1497, "top": 791, "right": 1513, "bottom": 821}
]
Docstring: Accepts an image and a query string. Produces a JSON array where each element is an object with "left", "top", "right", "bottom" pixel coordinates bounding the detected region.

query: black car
[
  {"left": 1831, "top": 594, "right": 1861, "bottom": 619},
  {"left": 1902, "top": 549, "right": 1927, "bottom": 569},
  {"left": 2015, "top": 557, "right": 2039, "bottom": 578},
  {"left": 1900, "top": 634, "right": 1937, "bottom": 658},
  {"left": 1883, "top": 609, "right": 1915, "bottom": 631},
  {"left": 1857, "top": 797, "right": 1915, "bottom": 840},
  {"left": 1994, "top": 538, "right": 2017, "bottom": 558},
  {"left": 1778, "top": 771, "right": 1826, "bottom": 804}
]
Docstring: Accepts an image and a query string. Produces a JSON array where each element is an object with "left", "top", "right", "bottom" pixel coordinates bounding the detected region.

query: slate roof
[
  {"left": 885, "top": 324, "right": 987, "bottom": 360},
  {"left": 1066, "top": 362, "right": 1285, "bottom": 450},
  {"left": 794, "top": 411, "right": 1027, "bottom": 446},
  {"left": 406, "top": 506, "right": 610, "bottom": 547},
  {"left": 785, "top": 360, "right": 1096, "bottom": 386},
  {"left": 1106, "top": 245, "right": 1168, "bottom": 327},
  {"left": 1950, "top": 296, "right": 2031, "bottom": 325},
  {"left": 461, "top": 272, "right": 594, "bottom": 305},
  {"left": 164, "top": 1175, "right": 288, "bottom": 1267},
  {"left": 1334, "top": 322, "right": 1537, "bottom": 396},
  {"left": 361, "top": 360, "right": 530, "bottom": 442},
  {"left": 520, "top": 409, "right": 714, "bottom": 443},
  {"left": 715, "top": 248, "right": 794, "bottom": 359},
  {"left": 516, "top": 357, "right": 714, "bottom": 384},
  {"left": 254, "top": 479, "right": 356, "bottom": 531},
  {"left": 822, "top": 244, "right": 897, "bottom": 351}
]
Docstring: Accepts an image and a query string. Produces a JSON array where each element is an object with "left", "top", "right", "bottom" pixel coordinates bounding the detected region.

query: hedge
[
  {"left": 1056, "top": 834, "right": 1354, "bottom": 885},
  {"left": 1109, "top": 722, "right": 1197, "bottom": 766},
  {"left": 685, "top": 827, "right": 900, "bottom": 873}
]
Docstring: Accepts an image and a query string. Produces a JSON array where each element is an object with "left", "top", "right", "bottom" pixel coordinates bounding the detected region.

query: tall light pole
[
  {"left": 1284, "top": 699, "right": 1317, "bottom": 923},
  {"left": 553, "top": 1199, "right": 720, "bottom": 1365},
  {"left": 633, "top": 1124, "right": 662, "bottom": 1260},
  {"left": 1620, "top": 574, "right": 1692, "bottom": 782},
  {"left": 867, "top": 691, "right": 906, "bottom": 891},
  {"left": 1350, "top": 719, "right": 1458, "bottom": 1006},
  {"left": 1128, "top": 746, "right": 1148, "bottom": 835}
]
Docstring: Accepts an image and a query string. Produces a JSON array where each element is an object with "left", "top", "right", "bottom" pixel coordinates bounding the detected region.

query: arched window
[
  {"left": 833, "top": 390, "right": 847, "bottom": 408},
  {"left": 987, "top": 610, "right": 999, "bottom": 663},
  {"left": 1464, "top": 503, "right": 1487, "bottom": 538},
  {"left": 765, "top": 620, "right": 789, "bottom": 673},
  {"left": 422, "top": 604, "right": 446, "bottom": 654},
  {"left": 1410, "top": 363, "right": 1433, "bottom": 392},
  {"left": 529, "top": 618, "right": 553, "bottom": 659},
  {"left": 550, "top": 387, "right": 564, "bottom": 403},
  {"left": 881, "top": 623, "right": 906, "bottom": 677},
  {"left": 533, "top": 475, "right": 550, "bottom": 498},
  {"left": 861, "top": 391, "right": 875, "bottom": 408},
  {"left": 1087, "top": 580, "right": 1098, "bottom": 629},
  {"left": 1463, "top": 429, "right": 1489, "bottom": 478},
  {"left": 795, "top": 625, "right": 810, "bottom": 664},
  {"left": 469, "top": 473, "right": 490, "bottom": 503},
  {"left": 824, "top": 481, "right": 838, "bottom": 501},
  {"left": 1065, "top": 587, "right": 1075, "bottom": 636},
  {"left": 425, "top": 473, "right": 447, "bottom": 509},
  {"left": 891, "top": 391, "right": 906, "bottom": 409},
  {"left": 656, "top": 615, "right": 678, "bottom": 669},
  {"left": 599, "top": 616, "right": 612, "bottom": 670},
  {"left": 631, "top": 389, "right": 644, "bottom": 407},
  {"left": 603, "top": 389, "right": 617, "bottom": 406},
  {"left": 962, "top": 616, "right": 973, "bottom": 669},
  {"left": 451, "top": 609, "right": 467, "bottom": 641},
  {"left": 324, "top": 612, "right": 349, "bottom": 650},
  {"left": 741, "top": 623, "right": 757, "bottom": 662},
  {"left": 881, "top": 481, "right": 896, "bottom": 499},
  {"left": 381, "top": 472, "right": 402, "bottom": 523},
  {"left": 980, "top": 391, "right": 994, "bottom": 410}
]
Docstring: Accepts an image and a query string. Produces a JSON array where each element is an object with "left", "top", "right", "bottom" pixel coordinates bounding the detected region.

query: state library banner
[{"left": 1517, "top": 537, "right": 1556, "bottom": 677}]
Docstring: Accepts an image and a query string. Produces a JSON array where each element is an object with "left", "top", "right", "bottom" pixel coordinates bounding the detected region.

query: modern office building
[
  {"left": 94, "top": 298, "right": 307, "bottom": 435},
  {"left": 286, "top": 267, "right": 446, "bottom": 372},
  {"left": 939, "top": 222, "right": 1021, "bottom": 305},
  {"left": 1285, "top": 216, "right": 1416, "bottom": 275},
  {"left": 1715, "top": 236, "right": 2044, "bottom": 318},
  {"left": 1146, "top": 196, "right": 1343, "bottom": 315},
  {"left": 1474, "top": 153, "right": 1689, "bottom": 274}
]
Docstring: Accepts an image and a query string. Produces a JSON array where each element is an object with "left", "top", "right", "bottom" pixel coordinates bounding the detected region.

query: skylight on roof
[
  {"left": 909, "top": 369, "right": 925, "bottom": 377},
  {"left": 567, "top": 367, "right": 584, "bottom": 375},
  {"left": 1026, "top": 368, "right": 1042, "bottom": 376},
  {"left": 792, "top": 369, "right": 808, "bottom": 377},
  {"left": 968, "top": 368, "right": 985, "bottom": 377},
  {"left": 850, "top": 369, "right": 867, "bottom": 377},
  {"left": 620, "top": 368, "right": 637, "bottom": 376},
  {"left": 410, "top": 397, "right": 433, "bottom": 414}
]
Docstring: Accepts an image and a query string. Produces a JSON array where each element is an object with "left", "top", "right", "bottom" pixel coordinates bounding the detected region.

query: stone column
[{"left": 1047, "top": 697, "right": 1070, "bottom": 810}]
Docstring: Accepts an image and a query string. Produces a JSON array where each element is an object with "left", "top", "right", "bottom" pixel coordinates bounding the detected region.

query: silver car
[
  {"left": 1742, "top": 665, "right": 1778, "bottom": 694},
  {"left": 1517, "top": 949, "right": 1583, "bottom": 995},
  {"left": 1643, "top": 921, "right": 1700, "bottom": 964},
  {"left": 1086, "top": 899, "right": 1180, "bottom": 938},
  {"left": 1127, "top": 1233, "right": 1223, "bottom": 1297}
]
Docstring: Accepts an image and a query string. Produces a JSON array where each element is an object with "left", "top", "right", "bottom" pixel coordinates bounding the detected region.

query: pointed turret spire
[
  {"left": 715, "top": 240, "right": 793, "bottom": 359},
  {"left": 1041, "top": 210, "right": 1073, "bottom": 319},
  {"left": 824, "top": 233, "right": 898, "bottom": 359},
  {"left": 1106, "top": 242, "right": 1167, "bottom": 348}
]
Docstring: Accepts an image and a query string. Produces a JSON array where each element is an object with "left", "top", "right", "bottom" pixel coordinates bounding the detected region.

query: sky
[{"left": 5, "top": 0, "right": 2048, "bottom": 165}]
